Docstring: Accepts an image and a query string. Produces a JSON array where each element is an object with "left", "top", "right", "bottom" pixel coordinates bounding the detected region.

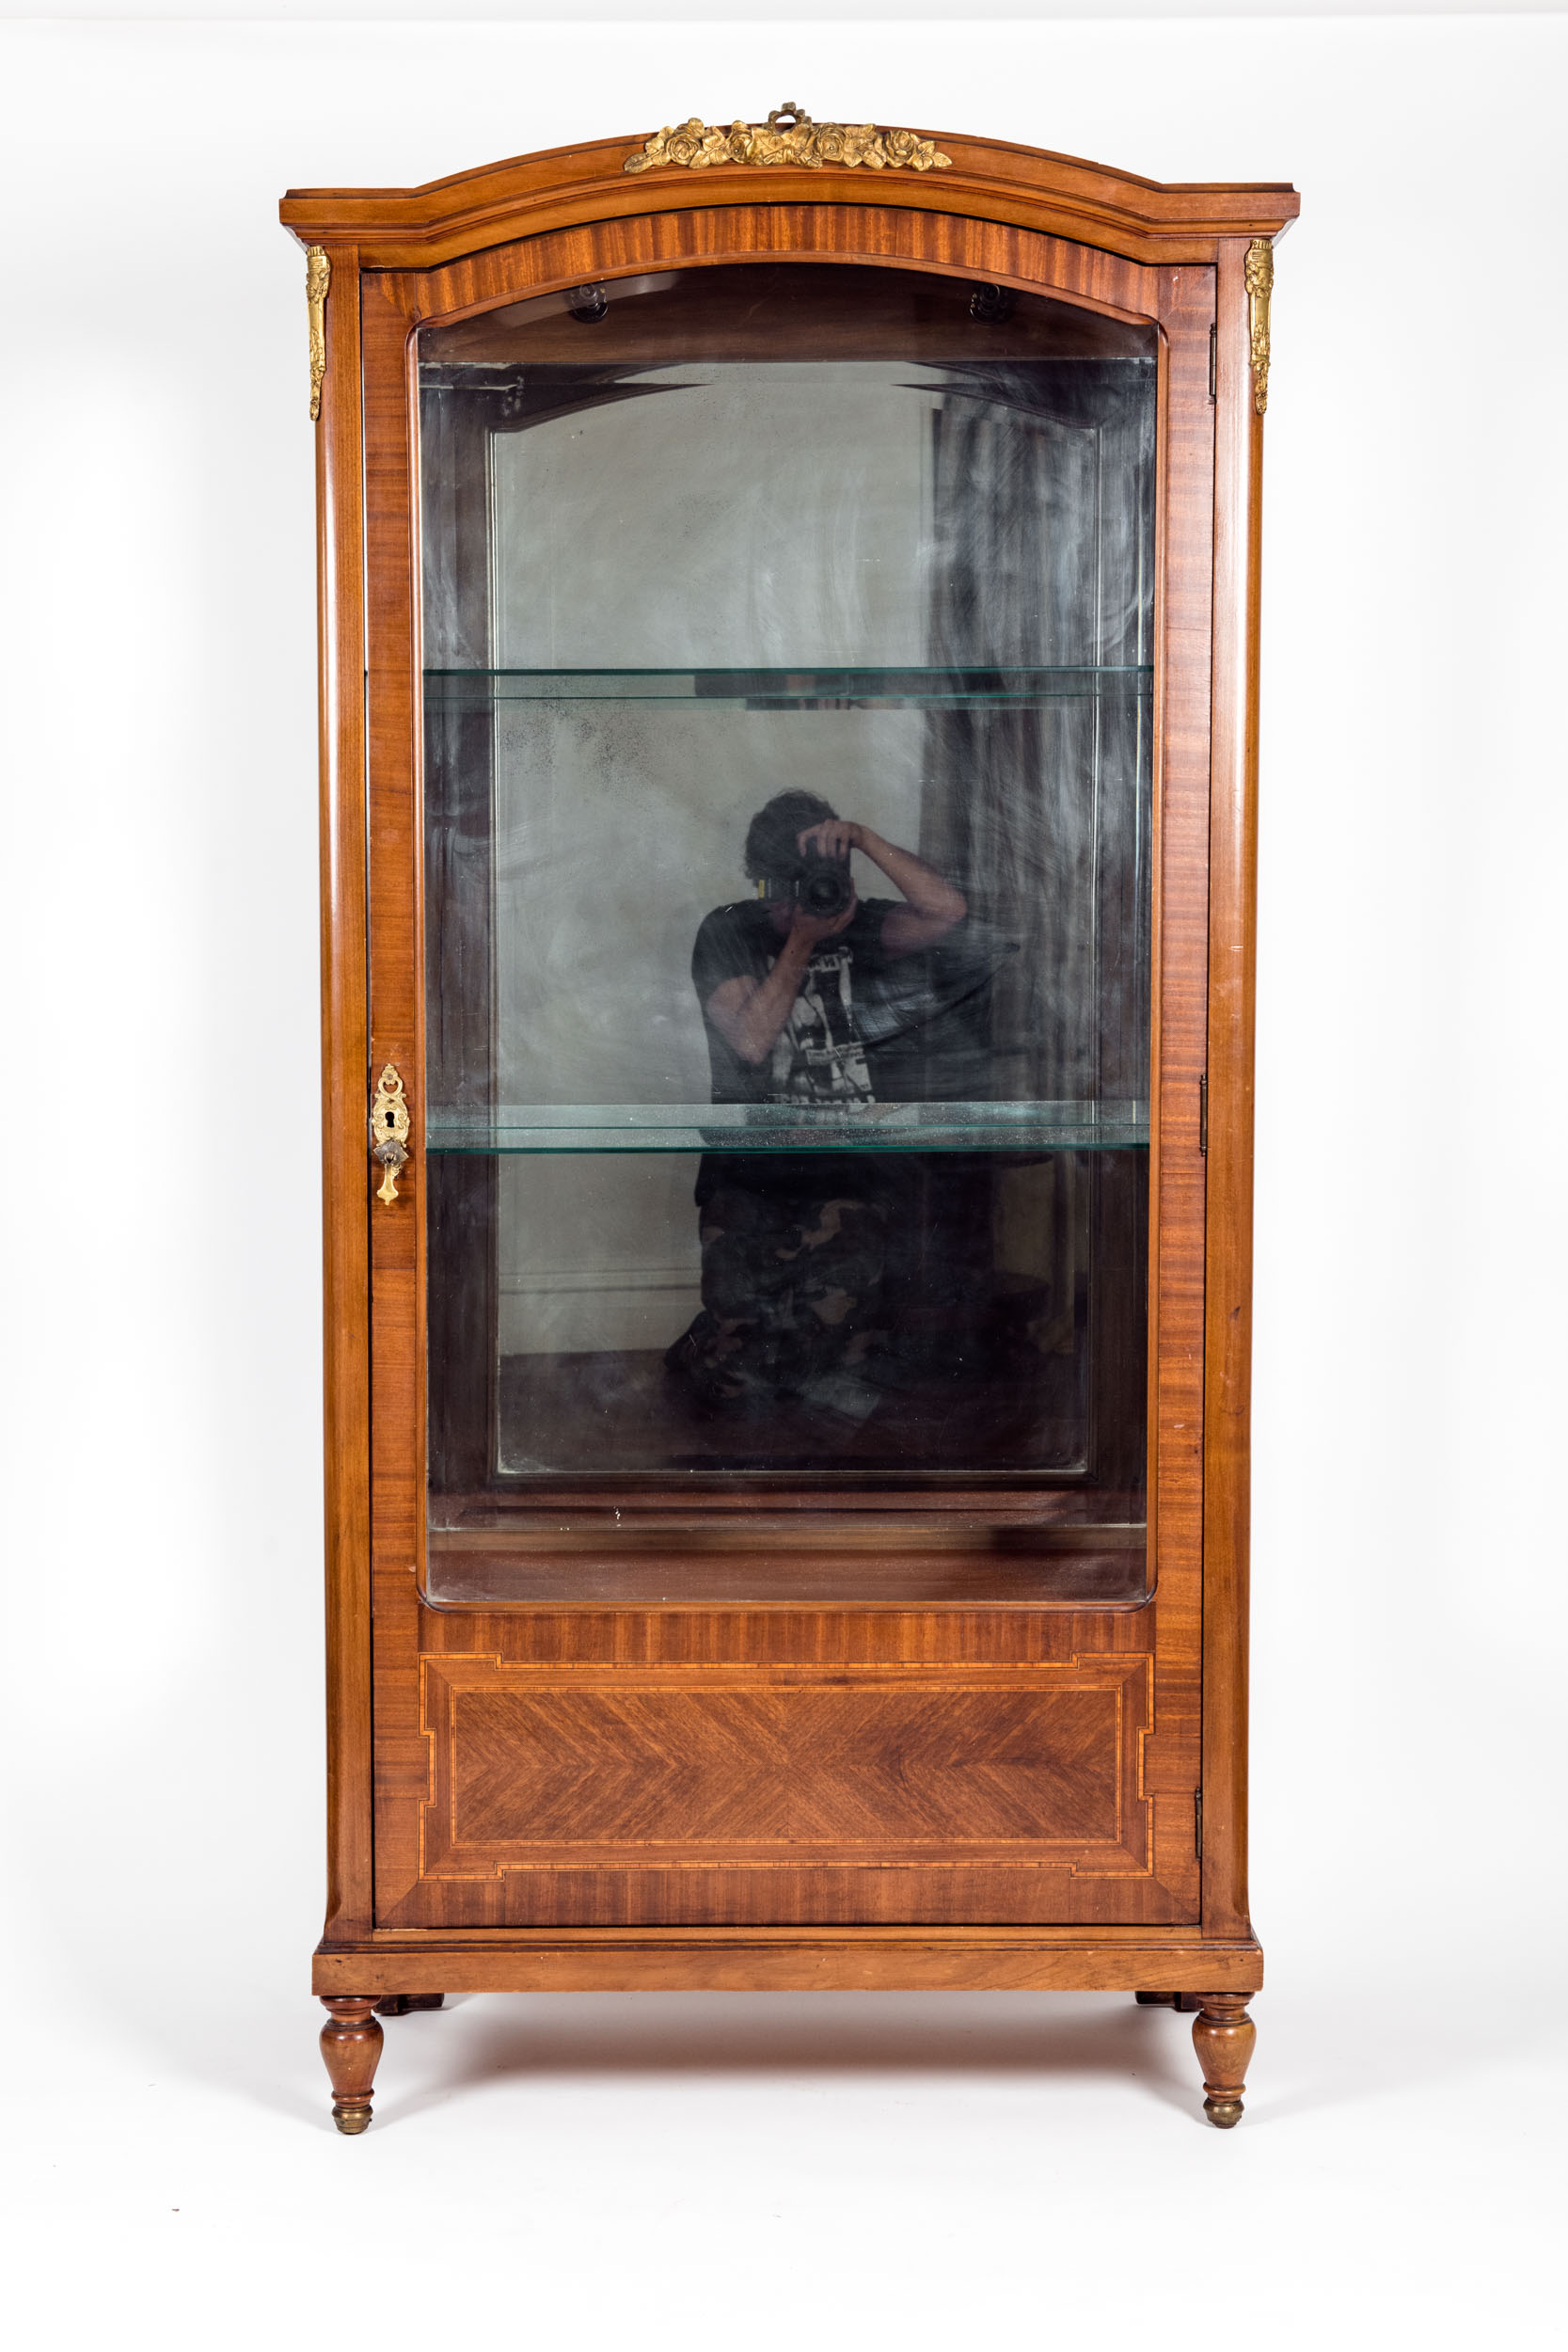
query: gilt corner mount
[
  {"left": 624, "top": 101, "right": 952, "bottom": 176},
  {"left": 305, "top": 245, "right": 330, "bottom": 422},
  {"left": 1244, "top": 236, "right": 1274, "bottom": 417}
]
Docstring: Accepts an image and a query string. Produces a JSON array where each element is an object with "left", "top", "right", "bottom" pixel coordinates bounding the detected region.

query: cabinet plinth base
[
  {"left": 314, "top": 1932, "right": 1261, "bottom": 1999},
  {"left": 313, "top": 1942, "right": 1260, "bottom": 2125}
]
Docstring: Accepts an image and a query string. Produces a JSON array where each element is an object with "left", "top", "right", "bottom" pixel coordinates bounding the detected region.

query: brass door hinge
[
  {"left": 1198, "top": 1073, "right": 1208, "bottom": 1156},
  {"left": 1195, "top": 1788, "right": 1204, "bottom": 1860}
]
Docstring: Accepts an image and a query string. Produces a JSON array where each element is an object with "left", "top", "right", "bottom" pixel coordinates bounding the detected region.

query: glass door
[{"left": 417, "top": 262, "right": 1156, "bottom": 1609}]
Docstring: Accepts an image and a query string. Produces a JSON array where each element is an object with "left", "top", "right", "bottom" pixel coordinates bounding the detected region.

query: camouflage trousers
[{"left": 665, "top": 1170, "right": 889, "bottom": 1408}]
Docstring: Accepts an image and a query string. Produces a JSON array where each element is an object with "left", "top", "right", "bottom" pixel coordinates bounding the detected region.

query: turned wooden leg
[
  {"left": 1192, "top": 1993, "right": 1257, "bottom": 2129},
  {"left": 319, "top": 1996, "right": 384, "bottom": 2135},
  {"left": 374, "top": 1994, "right": 445, "bottom": 2017}
]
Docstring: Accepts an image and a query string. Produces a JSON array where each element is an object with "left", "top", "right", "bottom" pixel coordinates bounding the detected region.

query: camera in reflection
[{"left": 760, "top": 845, "right": 855, "bottom": 922}]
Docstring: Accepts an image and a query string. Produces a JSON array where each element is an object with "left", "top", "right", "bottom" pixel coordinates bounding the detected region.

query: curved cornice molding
[{"left": 280, "top": 127, "right": 1299, "bottom": 270}]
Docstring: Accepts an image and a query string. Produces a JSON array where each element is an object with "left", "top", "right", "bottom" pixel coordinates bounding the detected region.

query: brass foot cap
[
  {"left": 1203, "top": 2096, "right": 1244, "bottom": 2130},
  {"left": 332, "top": 2103, "right": 373, "bottom": 2136}
]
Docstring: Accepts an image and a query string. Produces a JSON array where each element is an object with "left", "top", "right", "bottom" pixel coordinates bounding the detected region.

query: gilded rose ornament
[{"left": 625, "top": 102, "right": 951, "bottom": 177}]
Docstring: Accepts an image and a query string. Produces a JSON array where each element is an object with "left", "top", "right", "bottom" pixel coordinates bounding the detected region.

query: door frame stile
[{"left": 314, "top": 242, "right": 374, "bottom": 1944}]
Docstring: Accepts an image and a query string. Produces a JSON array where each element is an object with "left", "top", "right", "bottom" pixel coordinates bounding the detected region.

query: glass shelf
[
  {"left": 426, "top": 1101, "right": 1150, "bottom": 1154},
  {"left": 424, "top": 664, "right": 1152, "bottom": 710}
]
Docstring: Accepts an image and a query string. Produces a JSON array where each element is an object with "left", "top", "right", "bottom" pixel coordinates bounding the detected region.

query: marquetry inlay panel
[{"left": 416, "top": 1656, "right": 1152, "bottom": 1878}]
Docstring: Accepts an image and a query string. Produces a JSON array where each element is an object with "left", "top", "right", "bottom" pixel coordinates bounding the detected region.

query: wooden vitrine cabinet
[{"left": 281, "top": 109, "right": 1296, "bottom": 2133}]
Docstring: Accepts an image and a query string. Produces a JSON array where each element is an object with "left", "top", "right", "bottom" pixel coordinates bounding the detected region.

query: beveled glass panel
[{"left": 418, "top": 264, "right": 1155, "bottom": 1604}]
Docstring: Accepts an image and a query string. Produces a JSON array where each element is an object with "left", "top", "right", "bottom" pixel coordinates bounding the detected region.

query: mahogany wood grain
[
  {"left": 313, "top": 1931, "right": 1262, "bottom": 1997},
  {"left": 1202, "top": 240, "right": 1266, "bottom": 1941},
  {"left": 388, "top": 201, "right": 1177, "bottom": 344},
  {"left": 314, "top": 241, "right": 374, "bottom": 1943},
  {"left": 281, "top": 127, "right": 1298, "bottom": 272}
]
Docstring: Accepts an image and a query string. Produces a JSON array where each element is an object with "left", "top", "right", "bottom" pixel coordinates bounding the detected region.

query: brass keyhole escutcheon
[{"left": 369, "top": 1064, "right": 411, "bottom": 1204}]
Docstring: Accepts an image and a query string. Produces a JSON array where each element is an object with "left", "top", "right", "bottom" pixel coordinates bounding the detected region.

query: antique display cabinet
[{"left": 280, "top": 108, "right": 1297, "bottom": 2133}]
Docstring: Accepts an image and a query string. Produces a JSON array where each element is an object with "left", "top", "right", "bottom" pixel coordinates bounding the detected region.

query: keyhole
[{"left": 385, "top": 1111, "right": 396, "bottom": 1126}]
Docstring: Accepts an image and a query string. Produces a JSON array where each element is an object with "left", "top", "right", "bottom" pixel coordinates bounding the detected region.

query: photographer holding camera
[
  {"left": 665, "top": 789, "right": 968, "bottom": 1415},
  {"left": 695, "top": 790, "right": 968, "bottom": 1107}
]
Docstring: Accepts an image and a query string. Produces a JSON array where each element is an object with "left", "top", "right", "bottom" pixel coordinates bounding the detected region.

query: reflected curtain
[
  {"left": 919, "top": 361, "right": 1154, "bottom": 1104},
  {"left": 915, "top": 362, "right": 1155, "bottom": 1413}
]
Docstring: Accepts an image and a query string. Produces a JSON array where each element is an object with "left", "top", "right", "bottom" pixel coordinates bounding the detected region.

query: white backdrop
[{"left": 2, "top": 12, "right": 1563, "bottom": 2347}]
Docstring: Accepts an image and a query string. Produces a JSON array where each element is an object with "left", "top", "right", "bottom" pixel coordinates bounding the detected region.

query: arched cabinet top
[{"left": 280, "top": 116, "right": 1299, "bottom": 271}]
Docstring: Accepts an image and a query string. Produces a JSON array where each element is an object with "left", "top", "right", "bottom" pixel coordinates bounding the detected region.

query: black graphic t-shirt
[
  {"left": 688, "top": 895, "right": 1019, "bottom": 1207},
  {"left": 690, "top": 898, "right": 898, "bottom": 1106}
]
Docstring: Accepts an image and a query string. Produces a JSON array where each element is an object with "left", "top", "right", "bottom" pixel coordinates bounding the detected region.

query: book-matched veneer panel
[
  {"left": 428, "top": 1665, "right": 1144, "bottom": 1856},
  {"left": 372, "top": 1593, "right": 1199, "bottom": 1929}
]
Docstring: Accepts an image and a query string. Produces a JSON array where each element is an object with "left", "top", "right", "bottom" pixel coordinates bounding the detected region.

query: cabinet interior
[{"left": 419, "top": 262, "right": 1156, "bottom": 1609}]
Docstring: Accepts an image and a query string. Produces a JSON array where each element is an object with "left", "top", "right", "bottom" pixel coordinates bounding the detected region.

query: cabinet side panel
[
  {"left": 317, "top": 245, "right": 374, "bottom": 1942},
  {"left": 1202, "top": 241, "right": 1264, "bottom": 1939}
]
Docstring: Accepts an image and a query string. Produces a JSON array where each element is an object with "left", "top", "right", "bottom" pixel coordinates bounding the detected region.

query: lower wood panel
[
  {"left": 376, "top": 1643, "right": 1197, "bottom": 1929},
  {"left": 432, "top": 1656, "right": 1142, "bottom": 1857}
]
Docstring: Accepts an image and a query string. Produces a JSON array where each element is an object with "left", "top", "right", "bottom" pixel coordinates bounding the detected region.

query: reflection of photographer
[
  {"left": 665, "top": 790, "right": 967, "bottom": 1413},
  {"left": 698, "top": 792, "right": 968, "bottom": 1106}
]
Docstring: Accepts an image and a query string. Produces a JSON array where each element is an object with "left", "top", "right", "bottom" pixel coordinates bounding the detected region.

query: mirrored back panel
[{"left": 418, "top": 263, "right": 1156, "bottom": 1607}]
